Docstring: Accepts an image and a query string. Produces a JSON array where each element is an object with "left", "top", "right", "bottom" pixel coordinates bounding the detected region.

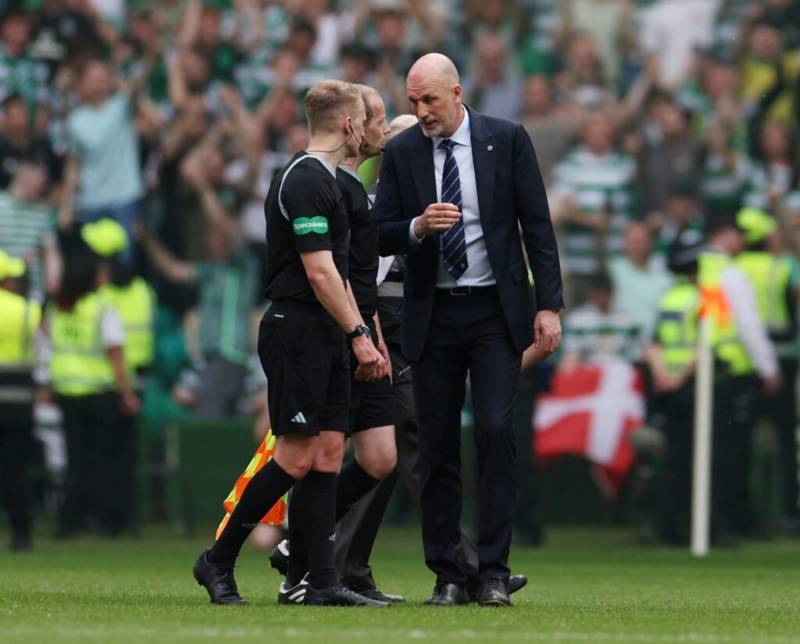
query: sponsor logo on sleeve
[{"left": 293, "top": 216, "right": 329, "bottom": 235}]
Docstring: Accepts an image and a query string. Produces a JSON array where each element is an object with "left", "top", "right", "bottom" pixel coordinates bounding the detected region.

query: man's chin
[{"left": 421, "top": 122, "right": 441, "bottom": 137}]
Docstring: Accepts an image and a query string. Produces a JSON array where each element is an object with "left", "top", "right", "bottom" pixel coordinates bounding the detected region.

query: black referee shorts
[
  {"left": 258, "top": 302, "right": 350, "bottom": 436},
  {"left": 349, "top": 319, "right": 394, "bottom": 433}
]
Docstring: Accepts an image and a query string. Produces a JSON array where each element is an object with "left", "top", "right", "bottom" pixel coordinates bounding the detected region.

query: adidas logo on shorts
[{"left": 291, "top": 412, "right": 307, "bottom": 424}]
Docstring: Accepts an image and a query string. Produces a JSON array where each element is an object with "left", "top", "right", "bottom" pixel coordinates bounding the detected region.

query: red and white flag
[{"left": 533, "top": 360, "right": 645, "bottom": 496}]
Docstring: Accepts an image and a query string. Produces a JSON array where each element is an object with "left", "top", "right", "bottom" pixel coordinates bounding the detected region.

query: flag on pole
[
  {"left": 215, "top": 427, "right": 287, "bottom": 539},
  {"left": 534, "top": 360, "right": 645, "bottom": 496}
]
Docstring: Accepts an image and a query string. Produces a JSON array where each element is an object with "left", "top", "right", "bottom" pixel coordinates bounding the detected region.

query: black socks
[
  {"left": 297, "top": 470, "right": 338, "bottom": 589},
  {"left": 208, "top": 460, "right": 296, "bottom": 566},
  {"left": 335, "top": 460, "right": 380, "bottom": 522},
  {"left": 286, "top": 484, "right": 308, "bottom": 586}
]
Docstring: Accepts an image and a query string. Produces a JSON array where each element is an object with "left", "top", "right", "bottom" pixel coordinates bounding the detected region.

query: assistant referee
[{"left": 193, "top": 79, "right": 386, "bottom": 607}]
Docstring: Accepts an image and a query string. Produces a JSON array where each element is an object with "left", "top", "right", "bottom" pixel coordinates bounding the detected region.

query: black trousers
[
  {"left": 653, "top": 379, "right": 695, "bottom": 543},
  {"left": 712, "top": 374, "right": 759, "bottom": 535},
  {"left": 413, "top": 289, "right": 520, "bottom": 584},
  {"left": 335, "top": 337, "right": 480, "bottom": 590},
  {"left": 0, "top": 402, "right": 34, "bottom": 545},
  {"left": 58, "top": 392, "right": 134, "bottom": 536},
  {"left": 771, "top": 359, "right": 799, "bottom": 519},
  {"left": 512, "top": 366, "right": 543, "bottom": 545}
]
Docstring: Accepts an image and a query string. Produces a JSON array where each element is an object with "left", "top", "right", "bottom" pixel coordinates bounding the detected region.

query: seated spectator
[
  {"left": 0, "top": 161, "right": 61, "bottom": 300},
  {"left": 559, "top": 271, "right": 643, "bottom": 369},
  {"left": 608, "top": 222, "right": 673, "bottom": 342}
]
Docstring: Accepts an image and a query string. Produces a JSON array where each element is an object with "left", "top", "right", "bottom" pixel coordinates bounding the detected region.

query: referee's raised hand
[{"left": 352, "top": 335, "right": 385, "bottom": 381}]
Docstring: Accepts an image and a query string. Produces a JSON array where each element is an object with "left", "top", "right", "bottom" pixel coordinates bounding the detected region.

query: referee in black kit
[
  {"left": 269, "top": 84, "right": 402, "bottom": 603},
  {"left": 193, "top": 79, "right": 386, "bottom": 607}
]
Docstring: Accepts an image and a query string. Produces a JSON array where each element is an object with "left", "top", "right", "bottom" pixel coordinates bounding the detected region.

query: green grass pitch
[{"left": 1, "top": 526, "right": 799, "bottom": 643}]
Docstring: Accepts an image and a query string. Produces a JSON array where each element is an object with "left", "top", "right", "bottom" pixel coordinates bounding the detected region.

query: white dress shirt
[{"left": 409, "top": 108, "right": 496, "bottom": 288}]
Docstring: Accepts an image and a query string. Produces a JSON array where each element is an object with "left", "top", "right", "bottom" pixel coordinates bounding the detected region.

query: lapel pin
[{"left": 487, "top": 145, "right": 493, "bottom": 151}]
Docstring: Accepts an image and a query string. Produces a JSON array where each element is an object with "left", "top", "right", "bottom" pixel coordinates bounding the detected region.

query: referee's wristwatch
[{"left": 347, "top": 324, "right": 371, "bottom": 342}]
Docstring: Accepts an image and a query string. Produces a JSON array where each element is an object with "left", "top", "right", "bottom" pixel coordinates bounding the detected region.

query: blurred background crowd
[{"left": 2, "top": 0, "right": 800, "bottom": 550}]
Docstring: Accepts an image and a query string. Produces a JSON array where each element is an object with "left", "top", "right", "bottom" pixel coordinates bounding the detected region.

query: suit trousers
[
  {"left": 413, "top": 288, "right": 520, "bottom": 584},
  {"left": 335, "top": 340, "right": 482, "bottom": 590}
]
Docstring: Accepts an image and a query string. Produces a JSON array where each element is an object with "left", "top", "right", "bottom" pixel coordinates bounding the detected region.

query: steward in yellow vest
[
  {"left": 699, "top": 215, "right": 780, "bottom": 540},
  {"left": 80, "top": 218, "right": 153, "bottom": 536},
  {"left": 48, "top": 229, "right": 139, "bottom": 538},
  {"left": 734, "top": 207, "right": 800, "bottom": 528},
  {"left": 646, "top": 236, "right": 702, "bottom": 544},
  {"left": 0, "top": 250, "right": 40, "bottom": 551},
  {"left": 82, "top": 218, "right": 156, "bottom": 381},
  {"left": 735, "top": 208, "right": 796, "bottom": 358}
]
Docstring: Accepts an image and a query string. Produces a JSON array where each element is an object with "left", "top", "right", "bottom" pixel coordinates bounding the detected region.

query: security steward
[
  {"left": 82, "top": 218, "right": 156, "bottom": 533},
  {"left": 699, "top": 216, "right": 780, "bottom": 540},
  {"left": 0, "top": 250, "right": 41, "bottom": 551},
  {"left": 48, "top": 225, "right": 140, "bottom": 537},
  {"left": 734, "top": 207, "right": 800, "bottom": 530},
  {"left": 646, "top": 237, "right": 702, "bottom": 544}
]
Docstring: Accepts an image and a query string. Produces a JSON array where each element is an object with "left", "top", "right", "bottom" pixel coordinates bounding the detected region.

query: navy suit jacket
[{"left": 374, "top": 107, "right": 564, "bottom": 362}]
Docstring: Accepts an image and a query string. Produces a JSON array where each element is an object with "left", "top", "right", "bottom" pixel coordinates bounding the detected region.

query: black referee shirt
[
  {"left": 337, "top": 166, "right": 378, "bottom": 319},
  {"left": 263, "top": 153, "right": 350, "bottom": 305}
]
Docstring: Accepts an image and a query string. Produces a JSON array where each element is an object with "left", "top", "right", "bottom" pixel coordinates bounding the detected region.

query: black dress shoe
[
  {"left": 468, "top": 573, "right": 527, "bottom": 600},
  {"left": 424, "top": 582, "right": 469, "bottom": 606},
  {"left": 193, "top": 550, "right": 247, "bottom": 605},
  {"left": 508, "top": 574, "right": 527, "bottom": 594},
  {"left": 476, "top": 578, "right": 512, "bottom": 607},
  {"left": 349, "top": 585, "right": 405, "bottom": 603},
  {"left": 304, "top": 583, "right": 389, "bottom": 607}
]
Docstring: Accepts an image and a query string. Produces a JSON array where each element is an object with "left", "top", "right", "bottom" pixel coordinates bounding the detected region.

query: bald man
[{"left": 374, "top": 54, "right": 564, "bottom": 606}]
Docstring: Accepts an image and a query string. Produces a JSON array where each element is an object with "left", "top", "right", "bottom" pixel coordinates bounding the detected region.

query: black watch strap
[{"left": 347, "top": 324, "right": 371, "bottom": 341}]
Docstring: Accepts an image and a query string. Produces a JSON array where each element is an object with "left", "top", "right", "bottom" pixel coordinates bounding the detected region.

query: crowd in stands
[{"left": 2, "top": 0, "right": 800, "bottom": 532}]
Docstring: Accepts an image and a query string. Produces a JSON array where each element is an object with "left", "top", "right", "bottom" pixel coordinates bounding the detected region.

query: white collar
[{"left": 432, "top": 107, "right": 471, "bottom": 150}]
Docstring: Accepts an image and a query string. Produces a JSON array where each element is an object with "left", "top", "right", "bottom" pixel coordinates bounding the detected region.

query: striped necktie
[{"left": 439, "top": 138, "right": 468, "bottom": 279}]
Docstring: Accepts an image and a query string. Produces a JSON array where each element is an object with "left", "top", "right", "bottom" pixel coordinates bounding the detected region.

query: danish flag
[{"left": 534, "top": 360, "right": 645, "bottom": 496}]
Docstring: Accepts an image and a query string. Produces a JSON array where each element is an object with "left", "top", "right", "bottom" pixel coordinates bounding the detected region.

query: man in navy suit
[{"left": 374, "top": 53, "right": 564, "bottom": 606}]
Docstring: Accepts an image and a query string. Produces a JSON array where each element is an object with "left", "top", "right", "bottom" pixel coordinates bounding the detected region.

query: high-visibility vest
[
  {"left": 698, "top": 252, "right": 753, "bottom": 376},
  {"left": 102, "top": 277, "right": 155, "bottom": 371},
  {"left": 0, "top": 288, "right": 41, "bottom": 403},
  {"left": 735, "top": 251, "right": 793, "bottom": 356},
  {"left": 49, "top": 292, "right": 117, "bottom": 396},
  {"left": 655, "top": 281, "right": 699, "bottom": 374}
]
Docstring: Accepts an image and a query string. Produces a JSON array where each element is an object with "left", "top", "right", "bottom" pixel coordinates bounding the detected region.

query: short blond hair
[{"left": 304, "top": 79, "right": 362, "bottom": 134}]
